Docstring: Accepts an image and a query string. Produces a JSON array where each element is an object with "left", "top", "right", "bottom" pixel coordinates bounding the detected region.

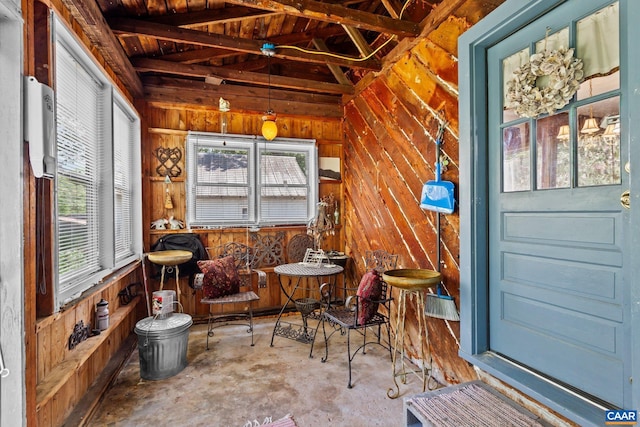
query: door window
[{"left": 501, "top": 2, "right": 620, "bottom": 192}]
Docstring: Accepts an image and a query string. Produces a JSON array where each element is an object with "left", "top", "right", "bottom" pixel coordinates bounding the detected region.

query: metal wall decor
[
  {"left": 153, "top": 147, "right": 183, "bottom": 177},
  {"left": 68, "top": 320, "right": 91, "bottom": 350},
  {"left": 250, "top": 232, "right": 285, "bottom": 267}
]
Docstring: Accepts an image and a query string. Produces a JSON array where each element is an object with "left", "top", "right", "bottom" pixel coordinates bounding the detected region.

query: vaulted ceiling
[{"left": 60, "top": 0, "right": 468, "bottom": 117}]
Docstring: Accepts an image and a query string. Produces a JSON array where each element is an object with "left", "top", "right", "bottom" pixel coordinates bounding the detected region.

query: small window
[{"left": 186, "top": 132, "right": 318, "bottom": 227}]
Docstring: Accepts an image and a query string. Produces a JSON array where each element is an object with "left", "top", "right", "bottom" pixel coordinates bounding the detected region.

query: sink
[
  {"left": 382, "top": 269, "right": 441, "bottom": 291},
  {"left": 148, "top": 250, "right": 193, "bottom": 266}
]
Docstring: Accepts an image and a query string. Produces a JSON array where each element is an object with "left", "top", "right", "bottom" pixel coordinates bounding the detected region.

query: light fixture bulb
[{"left": 262, "top": 112, "right": 277, "bottom": 141}]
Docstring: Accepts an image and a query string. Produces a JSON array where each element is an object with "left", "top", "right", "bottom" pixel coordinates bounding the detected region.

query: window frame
[
  {"left": 186, "top": 132, "right": 318, "bottom": 228},
  {"left": 53, "top": 14, "right": 142, "bottom": 307}
]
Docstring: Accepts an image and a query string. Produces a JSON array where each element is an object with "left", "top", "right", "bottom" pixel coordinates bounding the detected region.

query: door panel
[{"left": 487, "top": 0, "right": 628, "bottom": 408}]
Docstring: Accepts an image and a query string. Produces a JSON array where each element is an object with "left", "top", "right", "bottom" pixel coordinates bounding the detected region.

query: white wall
[{"left": 0, "top": 0, "right": 25, "bottom": 425}]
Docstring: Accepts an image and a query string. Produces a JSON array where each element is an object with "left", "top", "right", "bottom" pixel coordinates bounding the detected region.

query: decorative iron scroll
[
  {"left": 287, "top": 233, "right": 314, "bottom": 263},
  {"left": 272, "top": 320, "right": 316, "bottom": 344},
  {"left": 68, "top": 320, "right": 91, "bottom": 350},
  {"left": 153, "top": 147, "right": 183, "bottom": 177},
  {"left": 251, "top": 232, "right": 285, "bottom": 267}
]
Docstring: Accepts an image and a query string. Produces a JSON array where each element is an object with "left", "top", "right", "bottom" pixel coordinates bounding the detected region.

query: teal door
[{"left": 487, "top": 0, "right": 629, "bottom": 407}]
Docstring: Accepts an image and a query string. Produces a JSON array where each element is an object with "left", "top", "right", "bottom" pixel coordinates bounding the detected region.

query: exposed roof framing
[{"left": 60, "top": 0, "right": 448, "bottom": 116}]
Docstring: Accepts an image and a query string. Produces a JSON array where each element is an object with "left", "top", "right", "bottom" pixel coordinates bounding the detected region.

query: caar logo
[{"left": 605, "top": 410, "right": 637, "bottom": 425}]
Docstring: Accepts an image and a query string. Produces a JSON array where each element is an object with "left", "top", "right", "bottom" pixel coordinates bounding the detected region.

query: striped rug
[{"left": 405, "top": 381, "right": 551, "bottom": 427}]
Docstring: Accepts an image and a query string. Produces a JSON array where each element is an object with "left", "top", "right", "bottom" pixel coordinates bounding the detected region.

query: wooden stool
[
  {"left": 148, "top": 250, "right": 193, "bottom": 308},
  {"left": 382, "top": 269, "right": 441, "bottom": 399}
]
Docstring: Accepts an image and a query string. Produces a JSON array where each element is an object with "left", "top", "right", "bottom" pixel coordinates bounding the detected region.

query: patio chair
[
  {"left": 193, "top": 242, "right": 264, "bottom": 348},
  {"left": 313, "top": 250, "right": 398, "bottom": 388}
]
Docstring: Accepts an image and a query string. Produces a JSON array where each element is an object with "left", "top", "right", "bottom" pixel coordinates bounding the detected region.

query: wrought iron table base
[{"left": 270, "top": 263, "right": 343, "bottom": 347}]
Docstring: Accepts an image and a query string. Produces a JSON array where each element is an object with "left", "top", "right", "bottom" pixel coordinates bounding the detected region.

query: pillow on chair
[
  {"left": 197, "top": 256, "right": 240, "bottom": 299},
  {"left": 356, "top": 269, "right": 382, "bottom": 325}
]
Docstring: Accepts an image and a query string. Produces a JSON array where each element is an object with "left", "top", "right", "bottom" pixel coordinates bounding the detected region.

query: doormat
[{"left": 405, "top": 381, "right": 552, "bottom": 427}]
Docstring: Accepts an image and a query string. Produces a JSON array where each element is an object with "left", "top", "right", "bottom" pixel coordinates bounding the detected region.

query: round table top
[
  {"left": 274, "top": 262, "right": 343, "bottom": 277},
  {"left": 148, "top": 250, "right": 193, "bottom": 266}
]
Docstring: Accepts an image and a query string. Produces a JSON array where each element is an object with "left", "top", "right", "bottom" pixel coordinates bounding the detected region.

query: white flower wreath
[{"left": 505, "top": 47, "right": 584, "bottom": 118}]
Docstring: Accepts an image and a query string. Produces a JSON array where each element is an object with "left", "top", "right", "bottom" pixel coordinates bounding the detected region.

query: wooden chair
[
  {"left": 193, "top": 243, "right": 264, "bottom": 348},
  {"left": 312, "top": 250, "right": 398, "bottom": 388}
]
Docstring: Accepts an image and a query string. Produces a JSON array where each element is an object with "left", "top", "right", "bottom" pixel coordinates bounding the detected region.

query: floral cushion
[
  {"left": 356, "top": 269, "right": 382, "bottom": 325},
  {"left": 197, "top": 256, "right": 240, "bottom": 299}
]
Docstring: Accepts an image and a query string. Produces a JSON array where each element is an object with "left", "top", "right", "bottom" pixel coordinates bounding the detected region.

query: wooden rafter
[
  {"left": 155, "top": 26, "right": 348, "bottom": 65},
  {"left": 221, "top": 0, "right": 420, "bottom": 37},
  {"left": 143, "top": 77, "right": 343, "bottom": 117},
  {"left": 59, "top": 0, "right": 144, "bottom": 98},
  {"left": 110, "top": 17, "right": 381, "bottom": 70},
  {"left": 133, "top": 57, "right": 355, "bottom": 94}
]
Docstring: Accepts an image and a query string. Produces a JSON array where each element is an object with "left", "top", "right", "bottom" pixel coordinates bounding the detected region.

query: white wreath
[{"left": 505, "top": 47, "right": 584, "bottom": 118}]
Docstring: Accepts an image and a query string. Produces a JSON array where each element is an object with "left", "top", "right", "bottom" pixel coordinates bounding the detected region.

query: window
[
  {"left": 54, "top": 16, "right": 141, "bottom": 306},
  {"left": 187, "top": 132, "right": 317, "bottom": 227},
  {"left": 500, "top": 2, "right": 620, "bottom": 192},
  {"left": 113, "top": 99, "right": 140, "bottom": 262}
]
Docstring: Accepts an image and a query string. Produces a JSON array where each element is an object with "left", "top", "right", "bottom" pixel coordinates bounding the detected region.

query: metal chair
[
  {"left": 313, "top": 250, "right": 398, "bottom": 388},
  {"left": 193, "top": 243, "right": 264, "bottom": 348}
]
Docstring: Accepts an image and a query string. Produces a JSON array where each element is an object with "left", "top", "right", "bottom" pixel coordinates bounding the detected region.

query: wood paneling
[
  {"left": 341, "top": 5, "right": 501, "bottom": 385},
  {"left": 35, "top": 265, "right": 141, "bottom": 426},
  {"left": 141, "top": 103, "right": 345, "bottom": 319}
]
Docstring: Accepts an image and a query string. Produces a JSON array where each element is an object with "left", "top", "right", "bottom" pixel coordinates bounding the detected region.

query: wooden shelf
[
  {"left": 35, "top": 296, "right": 140, "bottom": 410},
  {"left": 149, "top": 176, "right": 185, "bottom": 182}
]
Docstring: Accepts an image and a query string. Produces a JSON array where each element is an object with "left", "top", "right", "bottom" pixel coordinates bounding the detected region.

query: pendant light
[{"left": 261, "top": 43, "right": 277, "bottom": 141}]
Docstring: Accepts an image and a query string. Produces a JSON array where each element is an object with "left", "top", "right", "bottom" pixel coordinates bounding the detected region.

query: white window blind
[
  {"left": 113, "top": 101, "right": 135, "bottom": 261},
  {"left": 55, "top": 38, "right": 103, "bottom": 289},
  {"left": 259, "top": 149, "right": 310, "bottom": 222},
  {"left": 187, "top": 132, "right": 317, "bottom": 227},
  {"left": 53, "top": 15, "right": 142, "bottom": 307}
]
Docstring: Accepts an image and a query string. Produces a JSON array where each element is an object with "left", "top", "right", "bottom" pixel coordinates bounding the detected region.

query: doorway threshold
[{"left": 461, "top": 351, "right": 607, "bottom": 427}]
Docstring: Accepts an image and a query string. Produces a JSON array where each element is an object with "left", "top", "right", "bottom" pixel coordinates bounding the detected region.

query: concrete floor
[{"left": 90, "top": 314, "right": 425, "bottom": 427}]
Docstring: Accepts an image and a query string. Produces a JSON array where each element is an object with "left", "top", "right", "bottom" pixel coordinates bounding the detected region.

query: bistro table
[{"left": 270, "top": 262, "right": 343, "bottom": 346}]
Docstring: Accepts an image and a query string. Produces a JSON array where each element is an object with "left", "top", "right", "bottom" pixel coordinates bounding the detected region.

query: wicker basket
[{"left": 294, "top": 298, "right": 320, "bottom": 316}]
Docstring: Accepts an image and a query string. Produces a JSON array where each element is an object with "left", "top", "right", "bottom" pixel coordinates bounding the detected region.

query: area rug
[
  {"left": 405, "top": 381, "right": 551, "bottom": 427},
  {"left": 243, "top": 414, "right": 298, "bottom": 427}
]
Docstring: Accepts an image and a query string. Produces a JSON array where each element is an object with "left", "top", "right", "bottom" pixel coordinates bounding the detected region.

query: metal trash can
[{"left": 134, "top": 313, "right": 192, "bottom": 380}]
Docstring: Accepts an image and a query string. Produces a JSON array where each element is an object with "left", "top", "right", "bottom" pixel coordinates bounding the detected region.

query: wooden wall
[
  {"left": 343, "top": 3, "right": 501, "bottom": 385},
  {"left": 140, "top": 102, "right": 346, "bottom": 320},
  {"left": 35, "top": 266, "right": 142, "bottom": 427},
  {"left": 23, "top": 1, "right": 144, "bottom": 426}
]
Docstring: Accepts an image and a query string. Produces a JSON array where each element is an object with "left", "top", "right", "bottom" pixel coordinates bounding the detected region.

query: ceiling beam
[
  {"left": 157, "top": 26, "right": 347, "bottom": 64},
  {"left": 143, "top": 77, "right": 343, "bottom": 117},
  {"left": 342, "top": 25, "right": 374, "bottom": 57},
  {"left": 133, "top": 57, "right": 355, "bottom": 95},
  {"left": 143, "top": 7, "right": 277, "bottom": 28},
  {"left": 311, "top": 39, "right": 352, "bottom": 85},
  {"left": 58, "top": 0, "right": 143, "bottom": 98},
  {"left": 110, "top": 17, "right": 381, "bottom": 70},
  {"left": 222, "top": 0, "right": 420, "bottom": 37}
]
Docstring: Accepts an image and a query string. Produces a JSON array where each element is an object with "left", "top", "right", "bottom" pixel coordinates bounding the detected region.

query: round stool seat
[{"left": 148, "top": 250, "right": 193, "bottom": 266}]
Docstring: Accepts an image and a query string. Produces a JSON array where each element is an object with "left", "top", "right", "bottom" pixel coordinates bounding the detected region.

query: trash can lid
[{"left": 135, "top": 313, "right": 192, "bottom": 333}]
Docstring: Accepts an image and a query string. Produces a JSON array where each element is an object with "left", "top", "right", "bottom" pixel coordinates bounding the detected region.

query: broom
[
  {"left": 424, "top": 123, "right": 459, "bottom": 321},
  {"left": 425, "top": 213, "right": 459, "bottom": 321}
]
